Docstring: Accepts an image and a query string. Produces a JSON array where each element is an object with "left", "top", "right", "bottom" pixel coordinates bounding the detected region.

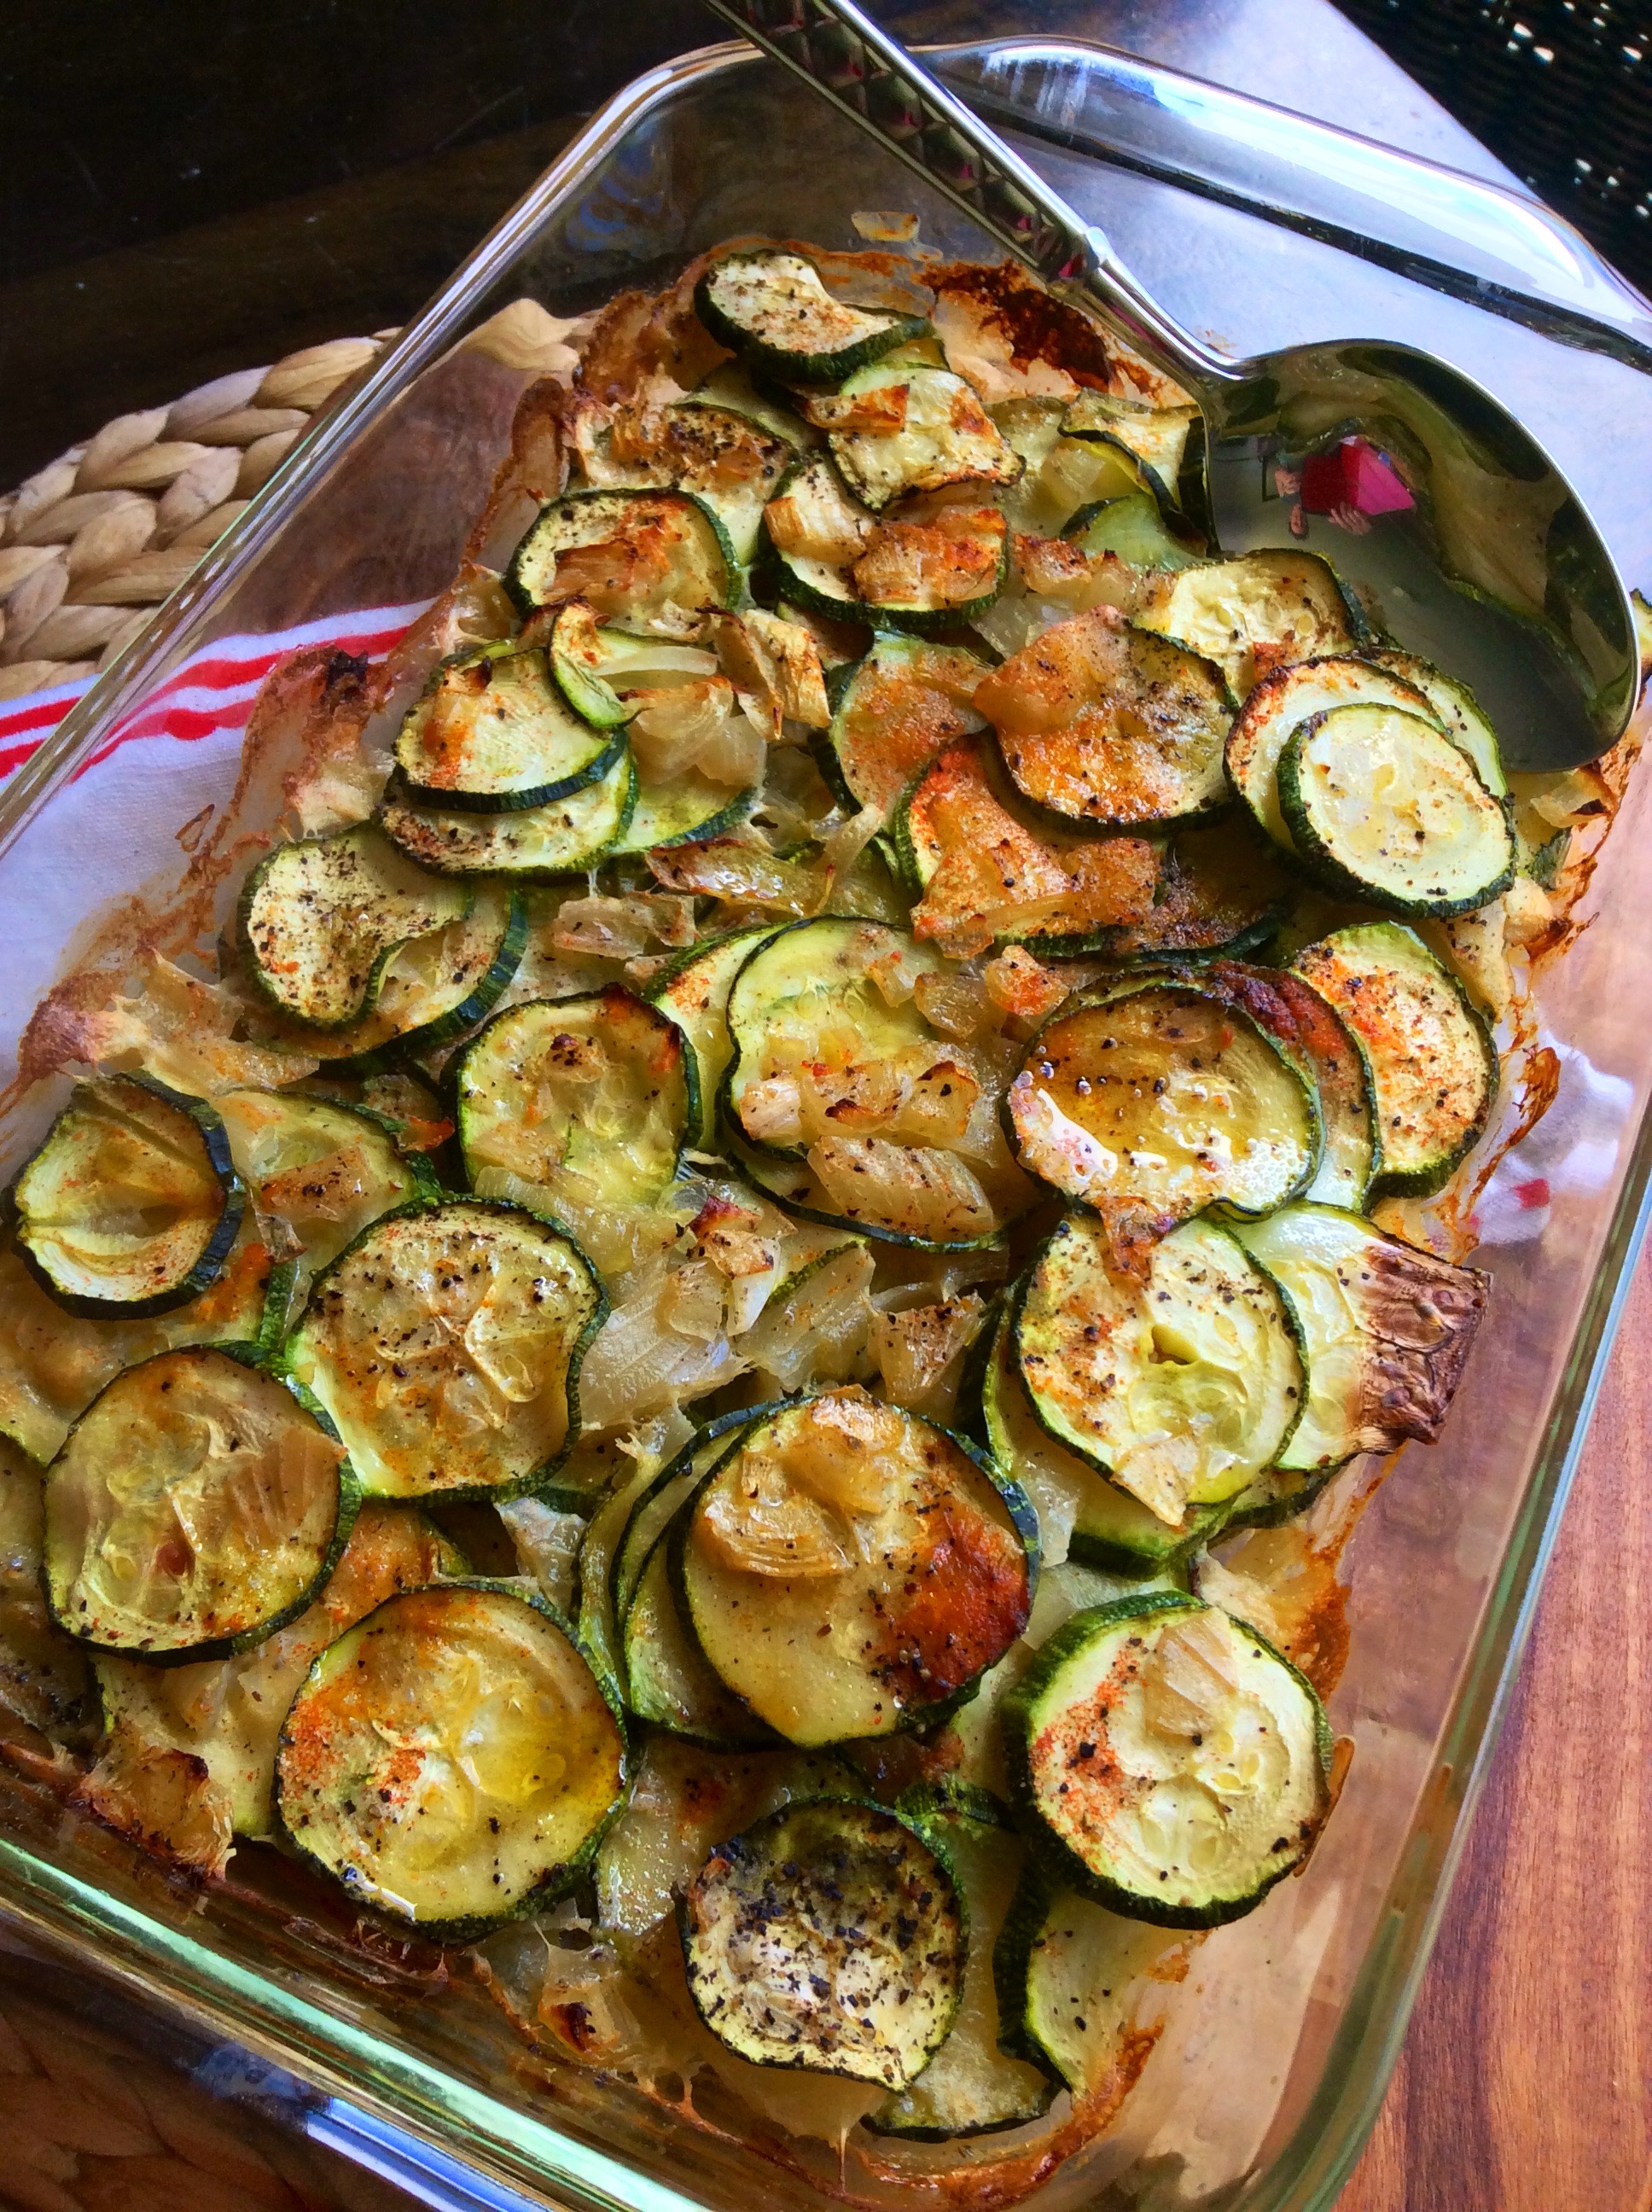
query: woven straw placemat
[{"left": 0, "top": 299, "right": 579, "bottom": 704}]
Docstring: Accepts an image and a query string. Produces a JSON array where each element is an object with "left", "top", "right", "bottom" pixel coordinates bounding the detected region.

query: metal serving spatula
[{"left": 700, "top": 0, "right": 1637, "bottom": 771}]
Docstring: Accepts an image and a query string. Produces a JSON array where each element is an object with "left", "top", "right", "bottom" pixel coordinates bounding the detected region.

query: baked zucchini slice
[
  {"left": 11, "top": 1075, "right": 244, "bottom": 1318},
  {"left": 1366, "top": 647, "right": 1509, "bottom": 798},
  {"left": 1007, "top": 978, "right": 1319, "bottom": 1220},
  {"left": 1224, "top": 655, "right": 1439, "bottom": 851},
  {"left": 393, "top": 639, "right": 625, "bottom": 812},
  {"left": 1289, "top": 922, "right": 1497, "bottom": 1195},
  {"left": 678, "top": 1388, "right": 1036, "bottom": 1744},
  {"left": 981, "top": 1314, "right": 1226, "bottom": 1574},
  {"left": 275, "top": 1579, "right": 626, "bottom": 1940},
  {"left": 895, "top": 736, "right": 1160, "bottom": 960},
  {"left": 505, "top": 488, "right": 737, "bottom": 633},
  {"left": 1014, "top": 1213, "right": 1304, "bottom": 1528},
  {"left": 1064, "top": 492, "right": 1205, "bottom": 573},
  {"left": 43, "top": 1343, "right": 358, "bottom": 1662},
  {"left": 680, "top": 1796, "right": 963, "bottom": 2086},
  {"left": 239, "top": 824, "right": 469, "bottom": 1031},
  {"left": 993, "top": 1866, "right": 1190, "bottom": 2097},
  {"left": 93, "top": 1500, "right": 463, "bottom": 1839},
  {"left": 568, "top": 399, "right": 791, "bottom": 562},
  {"left": 1088, "top": 816, "right": 1292, "bottom": 966},
  {"left": 824, "top": 361, "right": 1022, "bottom": 512},
  {"left": 215, "top": 1088, "right": 433, "bottom": 1298},
  {"left": 1062, "top": 390, "right": 1197, "bottom": 501},
  {"left": 721, "top": 916, "right": 962, "bottom": 1164},
  {"left": 820, "top": 635, "right": 988, "bottom": 822},
  {"left": 1004, "top": 1592, "right": 1332, "bottom": 1927},
  {"left": 694, "top": 248, "right": 928, "bottom": 384},
  {"left": 1278, "top": 706, "right": 1515, "bottom": 917},
  {"left": 375, "top": 748, "right": 636, "bottom": 878},
  {"left": 761, "top": 454, "right": 1008, "bottom": 634},
  {"left": 974, "top": 608, "right": 1233, "bottom": 829},
  {"left": 731, "top": 1132, "right": 1009, "bottom": 1254},
  {"left": 1136, "top": 550, "right": 1363, "bottom": 696},
  {"left": 0, "top": 1227, "right": 276, "bottom": 1466},
  {"left": 456, "top": 987, "right": 695, "bottom": 1220},
  {"left": 625, "top": 1535, "right": 773, "bottom": 1749},
  {"left": 284, "top": 1198, "right": 605, "bottom": 1504},
  {"left": 646, "top": 925, "right": 781, "bottom": 1147},
  {"left": 1230, "top": 1203, "right": 1488, "bottom": 1469},
  {"left": 1201, "top": 964, "right": 1376, "bottom": 1211},
  {"left": 867, "top": 1790, "right": 1055, "bottom": 2139}
]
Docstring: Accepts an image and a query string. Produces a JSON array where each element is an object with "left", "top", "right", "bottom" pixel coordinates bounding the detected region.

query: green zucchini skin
[
  {"left": 694, "top": 248, "right": 929, "bottom": 385},
  {"left": 678, "top": 1795, "right": 966, "bottom": 2087},
  {"left": 393, "top": 639, "right": 628, "bottom": 814},
  {"left": 375, "top": 753, "right": 638, "bottom": 882},
  {"left": 43, "top": 1342, "right": 362, "bottom": 1664},
  {"left": 273, "top": 1576, "right": 627, "bottom": 1943},
  {"left": 282, "top": 1195, "right": 608, "bottom": 1507},
  {"left": 9, "top": 1074, "right": 247, "bottom": 1320},
  {"left": 1277, "top": 709, "right": 1514, "bottom": 920},
  {"left": 1003, "top": 1592, "right": 1333, "bottom": 1930},
  {"left": 1063, "top": 492, "right": 1204, "bottom": 572}
]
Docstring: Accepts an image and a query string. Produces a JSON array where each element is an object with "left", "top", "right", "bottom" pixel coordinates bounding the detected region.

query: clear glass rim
[{"left": 3, "top": 35, "right": 1649, "bottom": 2212}]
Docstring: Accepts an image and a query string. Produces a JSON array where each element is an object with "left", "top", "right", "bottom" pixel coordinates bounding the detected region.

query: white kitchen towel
[{"left": 0, "top": 603, "right": 429, "bottom": 1084}]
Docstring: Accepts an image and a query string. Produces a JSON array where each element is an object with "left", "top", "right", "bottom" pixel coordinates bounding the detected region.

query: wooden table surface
[{"left": 1340, "top": 1250, "right": 1652, "bottom": 2212}]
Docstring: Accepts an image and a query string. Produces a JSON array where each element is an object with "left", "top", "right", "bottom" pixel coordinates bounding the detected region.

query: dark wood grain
[{"left": 1340, "top": 1250, "right": 1652, "bottom": 2212}]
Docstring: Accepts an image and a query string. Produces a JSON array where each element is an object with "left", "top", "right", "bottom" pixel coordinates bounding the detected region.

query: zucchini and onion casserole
[{"left": 0, "top": 241, "right": 1637, "bottom": 2199}]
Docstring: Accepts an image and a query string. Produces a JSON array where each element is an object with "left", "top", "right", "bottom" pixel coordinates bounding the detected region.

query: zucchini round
[
  {"left": 975, "top": 608, "right": 1233, "bottom": 829},
  {"left": 694, "top": 248, "right": 928, "bottom": 384},
  {"left": 44, "top": 1343, "right": 358, "bottom": 1662},
  {"left": 1136, "top": 550, "right": 1363, "bottom": 697},
  {"left": 1087, "top": 816, "right": 1292, "bottom": 966},
  {"left": 1277, "top": 706, "right": 1514, "bottom": 917},
  {"left": 1007, "top": 978, "right": 1320, "bottom": 1220},
  {"left": 1014, "top": 1213, "right": 1304, "bottom": 1527},
  {"left": 820, "top": 635, "right": 987, "bottom": 822},
  {"left": 760, "top": 452, "right": 878, "bottom": 625},
  {"left": 505, "top": 487, "right": 737, "bottom": 632},
  {"left": 375, "top": 748, "right": 637, "bottom": 878},
  {"left": 1224, "top": 655, "right": 1438, "bottom": 851},
  {"left": 94, "top": 1500, "right": 464, "bottom": 1839},
  {"left": 868, "top": 1791, "right": 1055, "bottom": 2139},
  {"left": 284, "top": 1197, "right": 606, "bottom": 1504},
  {"left": 274, "top": 882, "right": 528, "bottom": 1074},
  {"left": 1289, "top": 922, "right": 1497, "bottom": 1196},
  {"left": 646, "top": 925, "right": 782, "bottom": 1148},
  {"left": 894, "top": 736, "right": 1161, "bottom": 960},
  {"left": 678, "top": 1388, "right": 1036, "bottom": 1745},
  {"left": 855, "top": 504, "right": 1009, "bottom": 637},
  {"left": 239, "top": 824, "right": 470, "bottom": 1031},
  {"left": 606, "top": 766, "right": 757, "bottom": 857},
  {"left": 275, "top": 1579, "right": 626, "bottom": 1940},
  {"left": 980, "top": 1313, "right": 1227, "bottom": 1575},
  {"left": 11, "top": 1074, "right": 245, "bottom": 1318},
  {"left": 625, "top": 1534, "right": 774, "bottom": 1749},
  {"left": 825, "top": 361, "right": 1022, "bottom": 513},
  {"left": 1004, "top": 1592, "right": 1332, "bottom": 1928},
  {"left": 547, "top": 599, "right": 638, "bottom": 730},
  {"left": 393, "top": 639, "right": 625, "bottom": 812},
  {"left": 1230, "top": 1203, "right": 1488, "bottom": 1468},
  {"left": 680, "top": 1796, "right": 963, "bottom": 2087},
  {"left": 456, "top": 987, "right": 695, "bottom": 1220},
  {"left": 570, "top": 399, "right": 791, "bottom": 563}
]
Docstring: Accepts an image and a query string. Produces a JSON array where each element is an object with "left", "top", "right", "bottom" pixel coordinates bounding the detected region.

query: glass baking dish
[{"left": 3, "top": 33, "right": 1650, "bottom": 2212}]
